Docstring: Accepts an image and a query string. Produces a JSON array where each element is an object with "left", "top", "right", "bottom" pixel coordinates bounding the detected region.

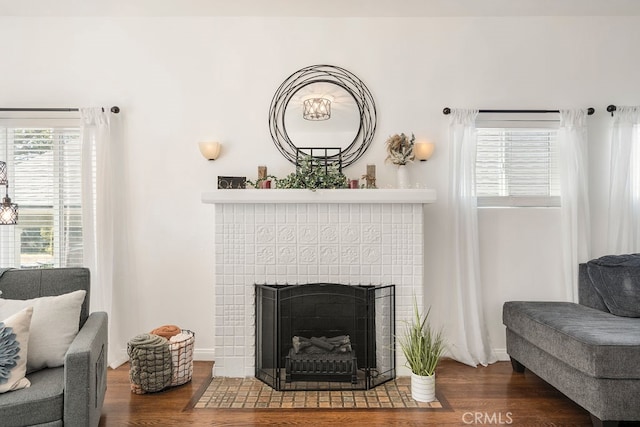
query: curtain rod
[
  {"left": 607, "top": 105, "right": 617, "bottom": 116},
  {"left": 442, "top": 107, "right": 595, "bottom": 116},
  {"left": 0, "top": 106, "right": 120, "bottom": 114}
]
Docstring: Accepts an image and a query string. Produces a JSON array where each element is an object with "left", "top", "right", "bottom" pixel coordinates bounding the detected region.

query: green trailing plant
[
  {"left": 398, "top": 298, "right": 445, "bottom": 377},
  {"left": 246, "top": 175, "right": 278, "bottom": 189},
  {"left": 248, "top": 156, "right": 348, "bottom": 190}
]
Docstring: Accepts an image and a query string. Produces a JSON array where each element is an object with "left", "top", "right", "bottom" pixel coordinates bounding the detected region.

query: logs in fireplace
[
  {"left": 286, "top": 335, "right": 357, "bottom": 384},
  {"left": 255, "top": 283, "right": 395, "bottom": 391}
]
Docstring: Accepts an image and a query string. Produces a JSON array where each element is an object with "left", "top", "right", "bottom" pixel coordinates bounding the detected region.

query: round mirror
[{"left": 269, "top": 65, "right": 377, "bottom": 168}]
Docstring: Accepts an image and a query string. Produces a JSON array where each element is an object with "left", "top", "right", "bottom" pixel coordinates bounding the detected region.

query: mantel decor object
[
  {"left": 217, "top": 176, "right": 246, "bottom": 189},
  {"left": 396, "top": 165, "right": 410, "bottom": 190},
  {"left": 362, "top": 164, "right": 376, "bottom": 189},
  {"left": 246, "top": 152, "right": 347, "bottom": 190},
  {"left": 256, "top": 166, "right": 272, "bottom": 189},
  {"left": 276, "top": 153, "right": 347, "bottom": 190},
  {"left": 385, "top": 133, "right": 415, "bottom": 189}
]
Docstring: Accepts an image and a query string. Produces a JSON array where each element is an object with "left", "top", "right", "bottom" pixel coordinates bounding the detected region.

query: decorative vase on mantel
[
  {"left": 396, "top": 164, "right": 410, "bottom": 189},
  {"left": 411, "top": 372, "right": 436, "bottom": 402}
]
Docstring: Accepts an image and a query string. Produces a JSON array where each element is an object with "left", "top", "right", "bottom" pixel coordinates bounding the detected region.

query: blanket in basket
[{"left": 128, "top": 333, "right": 172, "bottom": 393}]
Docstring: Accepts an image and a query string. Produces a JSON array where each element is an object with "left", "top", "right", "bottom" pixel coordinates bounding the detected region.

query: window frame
[{"left": 0, "top": 112, "right": 84, "bottom": 269}]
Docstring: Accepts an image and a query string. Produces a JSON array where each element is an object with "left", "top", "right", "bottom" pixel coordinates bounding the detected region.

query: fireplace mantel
[{"left": 202, "top": 188, "right": 436, "bottom": 204}]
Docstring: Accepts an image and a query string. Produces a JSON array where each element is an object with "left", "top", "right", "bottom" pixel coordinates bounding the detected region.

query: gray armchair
[{"left": 0, "top": 268, "right": 108, "bottom": 427}]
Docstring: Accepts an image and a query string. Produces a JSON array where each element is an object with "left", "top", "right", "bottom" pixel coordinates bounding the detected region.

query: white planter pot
[
  {"left": 396, "top": 165, "right": 410, "bottom": 189},
  {"left": 411, "top": 372, "right": 436, "bottom": 402}
]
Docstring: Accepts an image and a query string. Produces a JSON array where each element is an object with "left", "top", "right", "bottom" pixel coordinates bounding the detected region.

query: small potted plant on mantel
[
  {"left": 398, "top": 298, "right": 445, "bottom": 402},
  {"left": 385, "top": 132, "right": 415, "bottom": 189},
  {"left": 248, "top": 155, "right": 348, "bottom": 190}
]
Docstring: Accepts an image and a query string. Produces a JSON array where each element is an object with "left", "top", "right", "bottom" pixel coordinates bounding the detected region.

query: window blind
[
  {"left": 475, "top": 118, "right": 560, "bottom": 207},
  {"left": 0, "top": 122, "right": 83, "bottom": 268}
]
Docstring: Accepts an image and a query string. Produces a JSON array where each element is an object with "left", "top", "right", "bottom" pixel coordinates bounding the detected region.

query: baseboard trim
[
  {"left": 194, "top": 348, "right": 216, "bottom": 361},
  {"left": 109, "top": 350, "right": 129, "bottom": 369},
  {"left": 494, "top": 348, "right": 509, "bottom": 361}
]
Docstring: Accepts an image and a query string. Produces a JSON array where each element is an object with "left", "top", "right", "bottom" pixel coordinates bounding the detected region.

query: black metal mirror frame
[{"left": 268, "top": 64, "right": 377, "bottom": 168}]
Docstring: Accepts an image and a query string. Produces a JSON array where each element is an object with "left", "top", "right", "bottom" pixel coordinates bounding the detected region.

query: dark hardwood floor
[{"left": 100, "top": 359, "right": 595, "bottom": 426}]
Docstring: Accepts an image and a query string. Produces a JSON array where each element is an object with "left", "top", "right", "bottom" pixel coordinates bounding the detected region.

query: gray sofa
[
  {"left": 503, "top": 254, "right": 640, "bottom": 427},
  {"left": 0, "top": 268, "right": 108, "bottom": 427}
]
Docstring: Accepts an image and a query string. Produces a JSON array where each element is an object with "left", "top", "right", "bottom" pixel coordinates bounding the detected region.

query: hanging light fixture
[
  {"left": 0, "top": 161, "right": 18, "bottom": 225},
  {"left": 0, "top": 160, "right": 7, "bottom": 185},
  {"left": 303, "top": 98, "right": 331, "bottom": 121},
  {"left": 0, "top": 186, "right": 18, "bottom": 225}
]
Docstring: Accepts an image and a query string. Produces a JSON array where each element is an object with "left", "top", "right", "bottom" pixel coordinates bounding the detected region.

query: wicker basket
[
  {"left": 168, "top": 329, "right": 195, "bottom": 387},
  {"left": 128, "top": 329, "right": 195, "bottom": 394}
]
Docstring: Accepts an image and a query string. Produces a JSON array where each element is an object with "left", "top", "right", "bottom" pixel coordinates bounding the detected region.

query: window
[
  {"left": 0, "top": 114, "right": 85, "bottom": 268},
  {"left": 475, "top": 114, "right": 560, "bottom": 207}
]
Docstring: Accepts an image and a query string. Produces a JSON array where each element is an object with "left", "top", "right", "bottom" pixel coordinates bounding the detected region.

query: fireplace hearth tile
[{"left": 194, "top": 376, "right": 445, "bottom": 410}]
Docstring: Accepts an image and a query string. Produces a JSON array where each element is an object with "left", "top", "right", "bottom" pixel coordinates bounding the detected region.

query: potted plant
[
  {"left": 398, "top": 298, "right": 445, "bottom": 402},
  {"left": 248, "top": 155, "right": 348, "bottom": 190},
  {"left": 385, "top": 133, "right": 415, "bottom": 189}
]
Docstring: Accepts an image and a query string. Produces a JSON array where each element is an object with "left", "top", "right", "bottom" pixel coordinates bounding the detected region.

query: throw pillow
[
  {"left": 0, "top": 290, "right": 86, "bottom": 372},
  {"left": 0, "top": 306, "right": 33, "bottom": 393},
  {"left": 587, "top": 254, "right": 640, "bottom": 317}
]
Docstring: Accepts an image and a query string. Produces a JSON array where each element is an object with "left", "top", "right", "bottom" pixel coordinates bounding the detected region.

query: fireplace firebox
[{"left": 255, "top": 283, "right": 395, "bottom": 391}]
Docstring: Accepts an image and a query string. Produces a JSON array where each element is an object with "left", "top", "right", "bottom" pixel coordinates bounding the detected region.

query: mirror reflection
[{"left": 284, "top": 82, "right": 360, "bottom": 150}]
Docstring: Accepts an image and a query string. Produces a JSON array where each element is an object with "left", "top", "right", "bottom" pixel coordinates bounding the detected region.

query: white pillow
[
  {"left": 0, "top": 307, "right": 33, "bottom": 393},
  {"left": 0, "top": 290, "right": 86, "bottom": 372}
]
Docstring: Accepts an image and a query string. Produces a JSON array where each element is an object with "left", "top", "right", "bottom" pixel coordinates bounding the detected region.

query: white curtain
[
  {"left": 81, "top": 108, "right": 127, "bottom": 368},
  {"left": 607, "top": 106, "right": 640, "bottom": 254},
  {"left": 447, "top": 109, "right": 497, "bottom": 367},
  {"left": 558, "top": 109, "right": 591, "bottom": 302}
]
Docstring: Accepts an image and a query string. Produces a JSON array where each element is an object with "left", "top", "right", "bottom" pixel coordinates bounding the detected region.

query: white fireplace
[{"left": 202, "top": 188, "right": 436, "bottom": 377}]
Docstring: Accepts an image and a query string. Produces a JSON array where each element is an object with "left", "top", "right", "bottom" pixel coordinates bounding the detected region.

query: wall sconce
[
  {"left": 0, "top": 161, "right": 18, "bottom": 225},
  {"left": 414, "top": 142, "right": 435, "bottom": 162},
  {"left": 303, "top": 98, "right": 331, "bottom": 121},
  {"left": 199, "top": 141, "right": 222, "bottom": 161}
]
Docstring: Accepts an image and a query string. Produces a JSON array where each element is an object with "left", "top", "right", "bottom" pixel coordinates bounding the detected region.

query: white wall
[{"left": 1, "top": 13, "right": 639, "bottom": 363}]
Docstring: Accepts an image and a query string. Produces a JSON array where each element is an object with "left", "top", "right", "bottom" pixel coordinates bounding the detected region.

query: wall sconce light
[
  {"left": 0, "top": 161, "right": 18, "bottom": 225},
  {"left": 303, "top": 98, "right": 331, "bottom": 121},
  {"left": 199, "top": 141, "right": 222, "bottom": 161},
  {"left": 414, "top": 142, "right": 435, "bottom": 162}
]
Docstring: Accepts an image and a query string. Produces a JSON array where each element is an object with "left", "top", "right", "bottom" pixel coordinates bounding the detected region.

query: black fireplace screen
[{"left": 255, "top": 283, "right": 395, "bottom": 391}]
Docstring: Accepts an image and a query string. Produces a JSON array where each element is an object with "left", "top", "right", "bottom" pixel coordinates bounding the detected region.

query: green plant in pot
[
  {"left": 276, "top": 155, "right": 348, "bottom": 190},
  {"left": 398, "top": 298, "right": 445, "bottom": 402}
]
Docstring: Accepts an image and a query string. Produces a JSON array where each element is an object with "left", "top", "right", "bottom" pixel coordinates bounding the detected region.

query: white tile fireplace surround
[{"left": 202, "top": 189, "right": 437, "bottom": 377}]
